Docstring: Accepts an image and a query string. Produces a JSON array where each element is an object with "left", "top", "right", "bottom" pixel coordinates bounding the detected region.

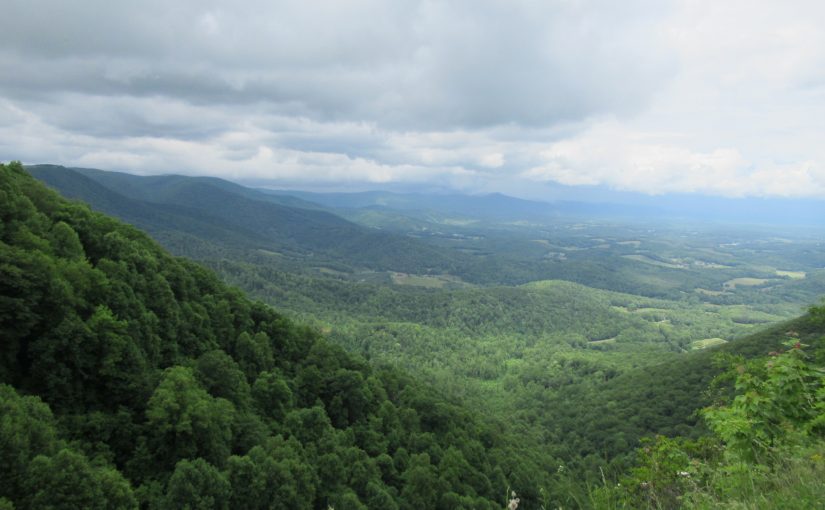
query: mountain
[
  {"left": 13, "top": 161, "right": 825, "bottom": 508},
  {"left": 268, "top": 187, "right": 825, "bottom": 228},
  {"left": 33, "top": 165, "right": 703, "bottom": 292},
  {"left": 1, "top": 160, "right": 552, "bottom": 509},
  {"left": 263, "top": 189, "right": 560, "bottom": 222},
  {"left": 68, "top": 166, "right": 328, "bottom": 212},
  {"left": 27, "top": 164, "right": 470, "bottom": 276}
]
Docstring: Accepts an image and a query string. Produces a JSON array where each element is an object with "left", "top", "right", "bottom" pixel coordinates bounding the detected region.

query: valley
[
  {"left": 26, "top": 165, "right": 825, "bottom": 497},
  {"left": 6, "top": 3, "right": 825, "bottom": 507}
]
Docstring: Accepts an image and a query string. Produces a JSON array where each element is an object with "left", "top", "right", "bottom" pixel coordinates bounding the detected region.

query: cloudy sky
[{"left": 2, "top": 0, "right": 825, "bottom": 199}]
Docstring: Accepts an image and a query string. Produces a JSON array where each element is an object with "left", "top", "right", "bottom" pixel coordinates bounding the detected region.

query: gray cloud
[
  {"left": 0, "top": 0, "right": 673, "bottom": 129},
  {"left": 1, "top": 0, "right": 824, "bottom": 197}
]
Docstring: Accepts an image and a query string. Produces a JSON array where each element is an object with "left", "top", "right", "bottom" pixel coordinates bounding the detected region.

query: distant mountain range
[
  {"left": 26, "top": 165, "right": 467, "bottom": 275},
  {"left": 27, "top": 164, "right": 825, "bottom": 229},
  {"left": 263, "top": 189, "right": 559, "bottom": 222},
  {"left": 267, "top": 187, "right": 825, "bottom": 227}
]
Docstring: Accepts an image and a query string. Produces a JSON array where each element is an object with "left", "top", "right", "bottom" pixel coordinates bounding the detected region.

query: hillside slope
[
  {"left": 27, "top": 164, "right": 469, "bottom": 277},
  {"left": 1, "top": 161, "right": 553, "bottom": 509},
  {"left": 530, "top": 312, "right": 824, "bottom": 477}
]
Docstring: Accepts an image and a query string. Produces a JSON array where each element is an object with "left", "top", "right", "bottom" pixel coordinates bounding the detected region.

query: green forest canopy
[
  {"left": 4, "top": 160, "right": 824, "bottom": 509},
  {"left": 0, "top": 161, "right": 556, "bottom": 509}
]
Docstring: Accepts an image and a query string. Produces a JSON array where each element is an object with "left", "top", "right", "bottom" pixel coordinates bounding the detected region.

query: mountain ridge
[{"left": 27, "top": 164, "right": 471, "bottom": 276}]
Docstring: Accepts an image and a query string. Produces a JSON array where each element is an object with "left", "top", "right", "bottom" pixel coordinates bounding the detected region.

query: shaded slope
[
  {"left": 25, "top": 164, "right": 266, "bottom": 249},
  {"left": 70, "top": 166, "right": 326, "bottom": 211},
  {"left": 532, "top": 312, "right": 824, "bottom": 474},
  {"left": 28, "top": 164, "right": 469, "bottom": 276}
]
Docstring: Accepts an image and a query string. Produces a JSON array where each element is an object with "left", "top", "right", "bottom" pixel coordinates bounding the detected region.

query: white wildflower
[{"left": 507, "top": 491, "right": 520, "bottom": 510}]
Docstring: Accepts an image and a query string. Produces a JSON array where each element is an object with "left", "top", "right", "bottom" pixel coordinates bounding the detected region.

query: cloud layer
[{"left": 2, "top": 0, "right": 825, "bottom": 197}]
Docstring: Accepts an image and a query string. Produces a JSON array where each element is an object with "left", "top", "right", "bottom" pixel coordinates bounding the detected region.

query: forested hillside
[
  {"left": 15, "top": 162, "right": 825, "bottom": 508},
  {"left": 0, "top": 161, "right": 557, "bottom": 509},
  {"left": 588, "top": 315, "right": 825, "bottom": 509},
  {"left": 29, "top": 165, "right": 825, "bottom": 304},
  {"left": 27, "top": 165, "right": 469, "bottom": 278}
]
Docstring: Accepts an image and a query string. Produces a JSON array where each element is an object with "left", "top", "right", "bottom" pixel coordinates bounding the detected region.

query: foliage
[
  {"left": 0, "top": 162, "right": 554, "bottom": 509},
  {"left": 163, "top": 458, "right": 230, "bottom": 510},
  {"left": 702, "top": 340, "right": 824, "bottom": 462},
  {"left": 26, "top": 448, "right": 138, "bottom": 510},
  {"left": 600, "top": 335, "right": 825, "bottom": 509},
  {"left": 22, "top": 161, "right": 825, "bottom": 508}
]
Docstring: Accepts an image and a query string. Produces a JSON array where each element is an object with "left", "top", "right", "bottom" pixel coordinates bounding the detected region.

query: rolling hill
[{"left": 27, "top": 165, "right": 470, "bottom": 277}]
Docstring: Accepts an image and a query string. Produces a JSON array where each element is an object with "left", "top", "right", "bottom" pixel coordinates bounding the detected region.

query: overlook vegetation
[
  {"left": 6, "top": 161, "right": 825, "bottom": 508},
  {"left": 590, "top": 331, "right": 825, "bottom": 509}
]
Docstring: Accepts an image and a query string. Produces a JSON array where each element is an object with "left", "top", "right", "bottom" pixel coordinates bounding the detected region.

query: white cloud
[
  {"left": 523, "top": 121, "right": 825, "bottom": 197},
  {"left": 479, "top": 153, "right": 505, "bottom": 168},
  {"left": 1, "top": 0, "right": 825, "bottom": 198}
]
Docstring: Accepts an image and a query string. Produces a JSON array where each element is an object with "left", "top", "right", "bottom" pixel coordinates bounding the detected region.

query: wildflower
[
  {"left": 507, "top": 491, "right": 520, "bottom": 510},
  {"left": 677, "top": 471, "right": 690, "bottom": 477}
]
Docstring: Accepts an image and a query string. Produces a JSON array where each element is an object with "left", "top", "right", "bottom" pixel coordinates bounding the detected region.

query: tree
[
  {"left": 26, "top": 448, "right": 137, "bottom": 510},
  {"left": 163, "top": 458, "right": 230, "bottom": 510},
  {"left": 703, "top": 340, "right": 824, "bottom": 462},
  {"left": 399, "top": 454, "right": 446, "bottom": 510},
  {"left": 145, "top": 366, "right": 235, "bottom": 468},
  {"left": 0, "top": 385, "right": 59, "bottom": 503},
  {"left": 252, "top": 370, "right": 292, "bottom": 421},
  {"left": 227, "top": 439, "right": 316, "bottom": 510},
  {"left": 195, "top": 349, "right": 251, "bottom": 409},
  {"left": 50, "top": 221, "right": 84, "bottom": 260}
]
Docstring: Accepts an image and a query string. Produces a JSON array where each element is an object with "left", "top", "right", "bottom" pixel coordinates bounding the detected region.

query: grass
[
  {"left": 693, "top": 260, "right": 731, "bottom": 269},
  {"left": 589, "top": 337, "right": 617, "bottom": 345},
  {"left": 317, "top": 266, "right": 347, "bottom": 276},
  {"left": 683, "top": 445, "right": 825, "bottom": 509},
  {"left": 440, "top": 218, "right": 478, "bottom": 226},
  {"left": 690, "top": 338, "right": 728, "bottom": 350},
  {"left": 390, "top": 272, "right": 467, "bottom": 288},
  {"left": 695, "top": 288, "right": 727, "bottom": 297},
  {"left": 776, "top": 270, "right": 806, "bottom": 280},
  {"left": 631, "top": 307, "right": 671, "bottom": 314},
  {"left": 623, "top": 254, "right": 686, "bottom": 269},
  {"left": 723, "top": 277, "right": 772, "bottom": 289}
]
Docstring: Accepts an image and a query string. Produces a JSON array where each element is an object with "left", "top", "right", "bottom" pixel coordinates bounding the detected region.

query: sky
[{"left": 2, "top": 0, "right": 825, "bottom": 199}]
